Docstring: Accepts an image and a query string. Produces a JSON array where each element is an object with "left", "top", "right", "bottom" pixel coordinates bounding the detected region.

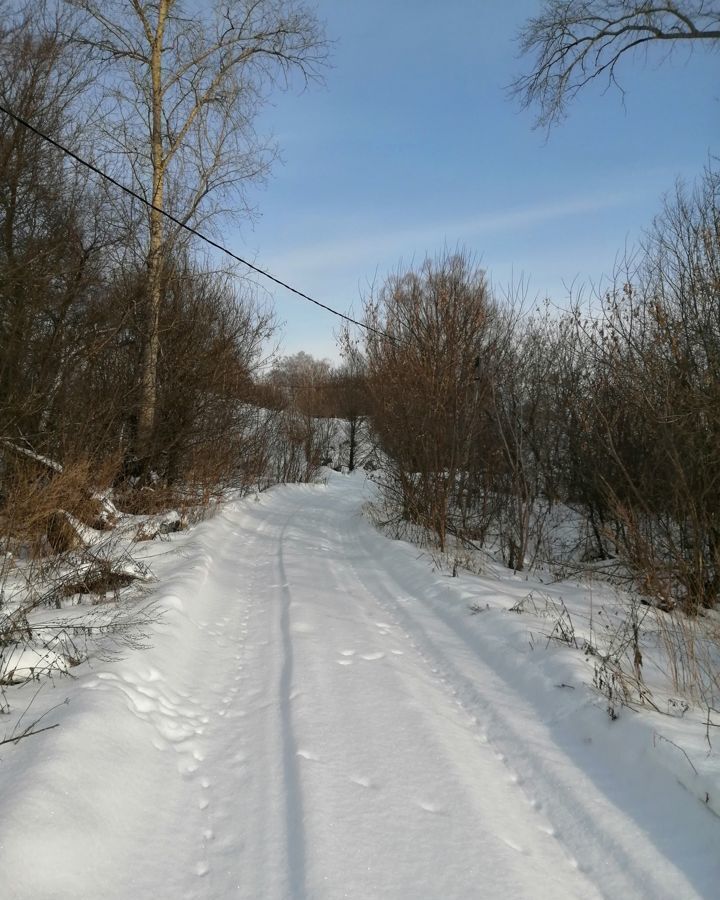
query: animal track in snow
[
  {"left": 336, "top": 659, "right": 353, "bottom": 666},
  {"left": 338, "top": 649, "right": 355, "bottom": 657},
  {"left": 360, "top": 652, "right": 385, "bottom": 661}
]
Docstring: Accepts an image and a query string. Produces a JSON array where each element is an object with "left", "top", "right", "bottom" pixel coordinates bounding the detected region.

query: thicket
[
  {"left": 0, "top": 0, "right": 325, "bottom": 529},
  {"left": 359, "top": 167, "right": 720, "bottom": 622}
]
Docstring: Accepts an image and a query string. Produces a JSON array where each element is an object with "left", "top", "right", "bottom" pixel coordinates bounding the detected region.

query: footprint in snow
[
  {"left": 417, "top": 800, "right": 444, "bottom": 814},
  {"left": 195, "top": 862, "right": 209, "bottom": 877},
  {"left": 296, "top": 749, "right": 320, "bottom": 762},
  {"left": 349, "top": 775, "right": 374, "bottom": 789},
  {"left": 360, "top": 652, "right": 385, "bottom": 661},
  {"left": 336, "top": 659, "right": 353, "bottom": 666},
  {"left": 338, "top": 649, "right": 355, "bottom": 657},
  {"left": 500, "top": 837, "right": 527, "bottom": 855}
]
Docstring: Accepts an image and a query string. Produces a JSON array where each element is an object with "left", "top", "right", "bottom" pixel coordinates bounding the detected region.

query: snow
[
  {"left": 1, "top": 472, "right": 718, "bottom": 898},
  {"left": 0, "top": 645, "right": 69, "bottom": 684}
]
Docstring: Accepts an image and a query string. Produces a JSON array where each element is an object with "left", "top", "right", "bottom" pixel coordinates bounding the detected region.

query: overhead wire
[{"left": 0, "top": 102, "right": 396, "bottom": 344}]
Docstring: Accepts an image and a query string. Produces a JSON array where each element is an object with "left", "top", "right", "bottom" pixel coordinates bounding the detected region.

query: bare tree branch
[{"left": 512, "top": 1, "right": 720, "bottom": 127}]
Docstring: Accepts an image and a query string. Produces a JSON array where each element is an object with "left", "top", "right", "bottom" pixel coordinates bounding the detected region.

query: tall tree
[
  {"left": 513, "top": 1, "right": 720, "bottom": 127},
  {"left": 70, "top": 0, "right": 327, "bottom": 461},
  {"left": 0, "top": 1, "right": 102, "bottom": 444}
]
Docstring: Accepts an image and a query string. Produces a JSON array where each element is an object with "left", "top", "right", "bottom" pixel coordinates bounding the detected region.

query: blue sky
[{"left": 230, "top": 0, "right": 718, "bottom": 362}]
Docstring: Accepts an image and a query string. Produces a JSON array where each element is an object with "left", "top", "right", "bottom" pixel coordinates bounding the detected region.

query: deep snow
[{"left": 1, "top": 472, "right": 719, "bottom": 899}]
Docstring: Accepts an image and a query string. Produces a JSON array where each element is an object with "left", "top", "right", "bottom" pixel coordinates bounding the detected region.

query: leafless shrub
[{"left": 360, "top": 250, "right": 505, "bottom": 553}]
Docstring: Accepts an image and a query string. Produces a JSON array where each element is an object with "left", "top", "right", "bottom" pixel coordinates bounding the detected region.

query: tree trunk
[
  {"left": 135, "top": 3, "right": 169, "bottom": 462},
  {"left": 348, "top": 416, "right": 357, "bottom": 472}
]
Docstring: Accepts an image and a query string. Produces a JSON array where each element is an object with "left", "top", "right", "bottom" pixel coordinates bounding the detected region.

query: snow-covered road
[{"left": 2, "top": 474, "right": 719, "bottom": 899}]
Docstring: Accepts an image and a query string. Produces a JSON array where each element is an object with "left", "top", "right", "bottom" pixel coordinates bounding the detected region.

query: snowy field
[{"left": 1, "top": 471, "right": 719, "bottom": 899}]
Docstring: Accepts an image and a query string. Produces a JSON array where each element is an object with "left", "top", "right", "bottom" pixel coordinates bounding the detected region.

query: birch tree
[{"left": 70, "top": 0, "right": 327, "bottom": 461}]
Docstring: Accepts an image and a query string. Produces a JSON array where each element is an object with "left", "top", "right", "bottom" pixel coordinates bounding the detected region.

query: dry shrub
[
  {"left": 0, "top": 454, "right": 120, "bottom": 556},
  {"left": 654, "top": 608, "right": 720, "bottom": 707},
  {"left": 57, "top": 560, "right": 137, "bottom": 598},
  {"left": 362, "top": 250, "right": 503, "bottom": 552},
  {"left": 113, "top": 482, "right": 180, "bottom": 517}
]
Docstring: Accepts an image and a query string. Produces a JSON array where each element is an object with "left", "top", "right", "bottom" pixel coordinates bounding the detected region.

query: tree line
[
  {"left": 354, "top": 168, "right": 720, "bottom": 614},
  {"left": 0, "top": 0, "right": 327, "bottom": 534}
]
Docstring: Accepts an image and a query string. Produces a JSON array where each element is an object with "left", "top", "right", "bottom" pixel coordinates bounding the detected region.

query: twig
[
  {"left": 653, "top": 732, "right": 698, "bottom": 776},
  {"left": 706, "top": 706, "right": 719, "bottom": 754},
  {"left": 0, "top": 722, "right": 60, "bottom": 747}
]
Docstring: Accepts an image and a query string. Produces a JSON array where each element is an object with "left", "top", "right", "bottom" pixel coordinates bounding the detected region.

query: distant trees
[
  {"left": 513, "top": 1, "right": 720, "bottom": 126},
  {"left": 330, "top": 357, "right": 367, "bottom": 472}
]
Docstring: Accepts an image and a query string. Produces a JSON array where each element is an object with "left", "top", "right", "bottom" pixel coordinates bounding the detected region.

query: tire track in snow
[
  {"left": 338, "top": 496, "right": 715, "bottom": 900},
  {"left": 279, "top": 488, "right": 601, "bottom": 899},
  {"left": 332, "top": 512, "right": 598, "bottom": 891},
  {"left": 277, "top": 510, "right": 308, "bottom": 900}
]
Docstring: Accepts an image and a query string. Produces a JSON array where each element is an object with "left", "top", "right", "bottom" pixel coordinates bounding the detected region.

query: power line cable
[{"left": 0, "top": 102, "right": 395, "bottom": 343}]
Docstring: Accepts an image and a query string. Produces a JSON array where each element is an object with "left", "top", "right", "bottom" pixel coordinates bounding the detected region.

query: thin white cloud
[{"left": 262, "top": 188, "right": 644, "bottom": 277}]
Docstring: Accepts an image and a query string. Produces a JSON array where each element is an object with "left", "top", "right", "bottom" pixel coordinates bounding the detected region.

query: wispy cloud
[{"left": 261, "top": 188, "right": 644, "bottom": 277}]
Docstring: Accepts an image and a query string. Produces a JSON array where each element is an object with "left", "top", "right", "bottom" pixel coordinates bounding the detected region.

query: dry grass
[{"left": 0, "top": 453, "right": 121, "bottom": 555}]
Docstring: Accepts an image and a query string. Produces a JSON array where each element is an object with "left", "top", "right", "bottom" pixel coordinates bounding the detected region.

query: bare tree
[
  {"left": 362, "top": 251, "right": 501, "bottom": 552},
  {"left": 331, "top": 355, "right": 368, "bottom": 473},
  {"left": 513, "top": 1, "right": 720, "bottom": 127},
  {"left": 0, "top": 1, "right": 109, "bottom": 447},
  {"left": 69, "top": 0, "right": 327, "bottom": 461}
]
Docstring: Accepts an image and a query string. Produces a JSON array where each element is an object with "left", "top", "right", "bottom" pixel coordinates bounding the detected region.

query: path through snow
[{"left": 1, "top": 474, "right": 719, "bottom": 898}]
